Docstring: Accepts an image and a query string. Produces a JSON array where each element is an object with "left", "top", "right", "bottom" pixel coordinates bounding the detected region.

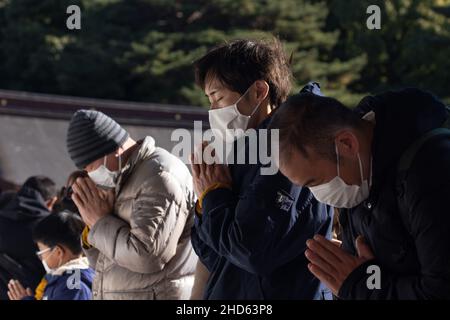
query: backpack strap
[
  {"left": 398, "top": 106, "right": 450, "bottom": 174},
  {"left": 397, "top": 127, "right": 450, "bottom": 173}
]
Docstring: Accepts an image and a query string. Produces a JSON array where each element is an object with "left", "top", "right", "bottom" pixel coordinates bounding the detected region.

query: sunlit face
[
  {"left": 204, "top": 75, "right": 271, "bottom": 131},
  {"left": 278, "top": 130, "right": 369, "bottom": 188},
  {"left": 204, "top": 75, "right": 251, "bottom": 113},
  {"left": 84, "top": 152, "right": 120, "bottom": 173},
  {"left": 279, "top": 147, "right": 338, "bottom": 188}
]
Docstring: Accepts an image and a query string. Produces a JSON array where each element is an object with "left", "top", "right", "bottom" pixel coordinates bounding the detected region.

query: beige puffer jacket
[{"left": 84, "top": 136, "right": 197, "bottom": 300}]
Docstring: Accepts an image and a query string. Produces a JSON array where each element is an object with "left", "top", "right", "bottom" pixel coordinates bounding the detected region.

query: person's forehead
[
  {"left": 204, "top": 75, "right": 226, "bottom": 96},
  {"left": 84, "top": 156, "right": 104, "bottom": 172},
  {"left": 37, "top": 242, "right": 49, "bottom": 250},
  {"left": 281, "top": 148, "right": 323, "bottom": 177},
  {"left": 281, "top": 149, "right": 311, "bottom": 171}
]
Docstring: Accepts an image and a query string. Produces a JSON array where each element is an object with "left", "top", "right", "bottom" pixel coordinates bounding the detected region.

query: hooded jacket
[{"left": 0, "top": 187, "right": 50, "bottom": 300}]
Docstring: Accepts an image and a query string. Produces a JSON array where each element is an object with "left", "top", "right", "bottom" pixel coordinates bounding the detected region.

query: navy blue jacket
[
  {"left": 24, "top": 267, "right": 94, "bottom": 300},
  {"left": 191, "top": 116, "right": 334, "bottom": 300}
]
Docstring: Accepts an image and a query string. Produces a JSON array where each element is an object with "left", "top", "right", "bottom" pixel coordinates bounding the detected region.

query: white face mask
[
  {"left": 208, "top": 85, "right": 262, "bottom": 143},
  {"left": 309, "top": 144, "right": 372, "bottom": 209},
  {"left": 42, "top": 260, "right": 54, "bottom": 274},
  {"left": 88, "top": 154, "right": 122, "bottom": 189},
  {"left": 38, "top": 247, "right": 60, "bottom": 274}
]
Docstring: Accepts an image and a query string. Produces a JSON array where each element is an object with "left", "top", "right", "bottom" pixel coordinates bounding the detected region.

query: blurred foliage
[
  {"left": 0, "top": 0, "right": 448, "bottom": 107},
  {"left": 327, "top": 0, "right": 450, "bottom": 103}
]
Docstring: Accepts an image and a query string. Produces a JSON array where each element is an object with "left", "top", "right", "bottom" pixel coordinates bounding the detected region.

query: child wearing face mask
[{"left": 7, "top": 211, "right": 94, "bottom": 300}]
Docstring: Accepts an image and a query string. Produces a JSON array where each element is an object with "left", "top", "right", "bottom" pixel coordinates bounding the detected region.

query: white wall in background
[{"left": 0, "top": 115, "right": 188, "bottom": 187}]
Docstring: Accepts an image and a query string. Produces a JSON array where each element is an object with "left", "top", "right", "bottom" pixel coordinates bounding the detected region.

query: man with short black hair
[
  {"left": 269, "top": 88, "right": 450, "bottom": 299},
  {"left": 190, "top": 39, "right": 334, "bottom": 300},
  {"left": 0, "top": 176, "right": 57, "bottom": 300}
]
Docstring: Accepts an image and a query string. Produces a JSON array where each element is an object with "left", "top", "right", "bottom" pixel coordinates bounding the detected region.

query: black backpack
[{"left": 396, "top": 107, "right": 450, "bottom": 233}]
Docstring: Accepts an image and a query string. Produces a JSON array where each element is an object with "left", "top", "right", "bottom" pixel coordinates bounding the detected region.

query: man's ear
[
  {"left": 254, "top": 80, "right": 270, "bottom": 103},
  {"left": 55, "top": 245, "right": 66, "bottom": 259},
  {"left": 335, "top": 130, "right": 360, "bottom": 158},
  {"left": 46, "top": 196, "right": 58, "bottom": 211}
]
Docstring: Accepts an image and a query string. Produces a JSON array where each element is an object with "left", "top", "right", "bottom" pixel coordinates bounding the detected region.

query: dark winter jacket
[
  {"left": 191, "top": 116, "right": 334, "bottom": 300},
  {"left": 339, "top": 88, "right": 450, "bottom": 300},
  {"left": 0, "top": 187, "right": 50, "bottom": 300}
]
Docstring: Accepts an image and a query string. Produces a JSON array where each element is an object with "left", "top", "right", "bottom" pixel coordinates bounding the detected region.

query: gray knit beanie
[{"left": 66, "top": 109, "right": 129, "bottom": 169}]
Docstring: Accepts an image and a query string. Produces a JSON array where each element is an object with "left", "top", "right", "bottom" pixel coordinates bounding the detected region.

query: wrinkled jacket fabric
[{"left": 85, "top": 136, "right": 197, "bottom": 300}]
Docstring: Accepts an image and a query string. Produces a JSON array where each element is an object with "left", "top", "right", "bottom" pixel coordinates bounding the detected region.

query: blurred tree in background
[
  {"left": 327, "top": 0, "right": 450, "bottom": 103},
  {"left": 0, "top": 0, "right": 448, "bottom": 108}
]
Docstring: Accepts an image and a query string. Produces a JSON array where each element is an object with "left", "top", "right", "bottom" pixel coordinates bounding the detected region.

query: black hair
[
  {"left": 269, "top": 93, "right": 363, "bottom": 161},
  {"left": 21, "top": 176, "right": 57, "bottom": 201},
  {"left": 52, "top": 186, "right": 79, "bottom": 215},
  {"left": 194, "top": 38, "right": 292, "bottom": 108},
  {"left": 32, "top": 211, "right": 85, "bottom": 255},
  {"left": 52, "top": 170, "right": 88, "bottom": 215}
]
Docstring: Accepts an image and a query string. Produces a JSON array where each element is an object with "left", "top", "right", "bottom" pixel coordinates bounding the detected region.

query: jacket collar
[
  {"left": 47, "top": 257, "right": 90, "bottom": 277},
  {"left": 116, "top": 136, "right": 156, "bottom": 190},
  {"left": 125, "top": 136, "right": 156, "bottom": 171}
]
